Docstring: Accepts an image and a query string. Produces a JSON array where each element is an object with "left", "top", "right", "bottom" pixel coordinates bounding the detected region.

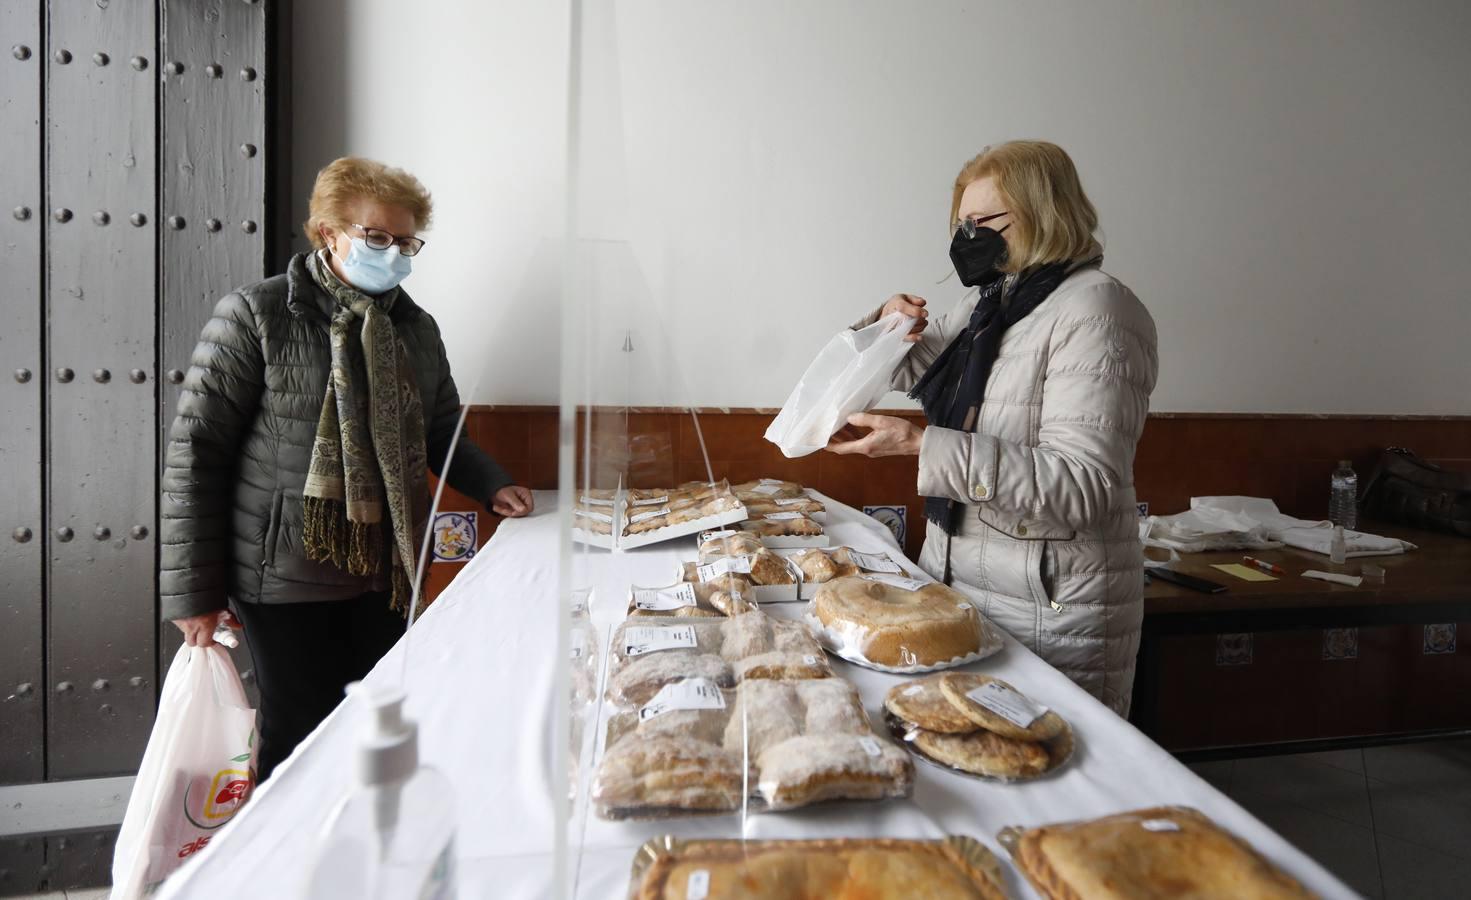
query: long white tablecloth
[{"left": 163, "top": 490, "right": 1352, "bottom": 899}]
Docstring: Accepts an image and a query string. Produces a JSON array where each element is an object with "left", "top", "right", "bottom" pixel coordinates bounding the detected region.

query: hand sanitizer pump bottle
[{"left": 304, "top": 685, "right": 456, "bottom": 899}]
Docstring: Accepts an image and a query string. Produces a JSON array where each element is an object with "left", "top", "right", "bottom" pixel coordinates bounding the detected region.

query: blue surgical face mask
[{"left": 337, "top": 237, "right": 412, "bottom": 294}]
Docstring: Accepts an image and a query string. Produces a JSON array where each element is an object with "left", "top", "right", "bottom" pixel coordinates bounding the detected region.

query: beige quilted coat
[{"left": 857, "top": 264, "right": 1158, "bottom": 714}]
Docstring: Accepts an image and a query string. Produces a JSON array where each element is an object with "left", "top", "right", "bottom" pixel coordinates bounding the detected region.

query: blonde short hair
[
  {"left": 303, "top": 157, "right": 433, "bottom": 249},
  {"left": 950, "top": 141, "right": 1100, "bottom": 273}
]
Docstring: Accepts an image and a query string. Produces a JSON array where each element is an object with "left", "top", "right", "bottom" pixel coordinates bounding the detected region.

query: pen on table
[{"left": 1242, "top": 556, "right": 1286, "bottom": 576}]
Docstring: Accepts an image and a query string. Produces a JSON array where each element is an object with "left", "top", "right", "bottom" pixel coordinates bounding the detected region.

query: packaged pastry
[
  {"left": 732, "top": 478, "right": 806, "bottom": 500},
  {"left": 809, "top": 574, "right": 1003, "bottom": 671},
  {"left": 697, "top": 530, "right": 767, "bottom": 562},
  {"left": 884, "top": 674, "right": 1074, "bottom": 781},
  {"left": 1000, "top": 806, "right": 1317, "bottom": 900},
  {"left": 574, "top": 508, "right": 616, "bottom": 535},
  {"left": 684, "top": 549, "right": 800, "bottom": 604},
  {"left": 626, "top": 835, "right": 1009, "bottom": 900},
  {"left": 593, "top": 736, "right": 746, "bottom": 820},
  {"left": 607, "top": 619, "right": 729, "bottom": 706},
  {"left": 613, "top": 480, "right": 748, "bottom": 547},
  {"left": 626, "top": 582, "right": 725, "bottom": 619},
  {"left": 725, "top": 678, "right": 911, "bottom": 810},
  {"left": 787, "top": 546, "right": 908, "bottom": 597},
  {"left": 740, "top": 515, "right": 824, "bottom": 537},
  {"left": 741, "top": 495, "right": 826, "bottom": 518}
]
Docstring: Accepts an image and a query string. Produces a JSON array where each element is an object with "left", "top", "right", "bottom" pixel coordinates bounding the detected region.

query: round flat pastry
[
  {"left": 884, "top": 675, "right": 977, "bottom": 734},
  {"left": 910, "top": 727, "right": 1051, "bottom": 779},
  {"left": 938, "top": 673, "right": 1066, "bottom": 742},
  {"left": 813, "top": 576, "right": 983, "bottom": 668}
]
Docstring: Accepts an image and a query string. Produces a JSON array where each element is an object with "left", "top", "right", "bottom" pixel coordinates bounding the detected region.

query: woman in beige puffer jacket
[{"left": 830, "top": 141, "right": 1158, "bottom": 715}]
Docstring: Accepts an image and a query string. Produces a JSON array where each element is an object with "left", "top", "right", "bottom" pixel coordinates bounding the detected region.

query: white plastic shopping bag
[
  {"left": 765, "top": 313, "right": 916, "bottom": 457},
  {"left": 110, "top": 644, "right": 258, "bottom": 899}
]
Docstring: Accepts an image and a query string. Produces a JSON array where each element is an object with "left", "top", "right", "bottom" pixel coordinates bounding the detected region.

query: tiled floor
[{"left": 1188, "top": 738, "right": 1471, "bottom": 899}]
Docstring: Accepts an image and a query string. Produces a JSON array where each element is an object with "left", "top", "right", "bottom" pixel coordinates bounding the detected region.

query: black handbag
[{"left": 1359, "top": 447, "right": 1471, "bottom": 538}]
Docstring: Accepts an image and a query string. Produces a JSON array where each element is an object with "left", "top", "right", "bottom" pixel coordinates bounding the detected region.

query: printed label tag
[
  {"left": 630, "top": 494, "right": 669, "bottom": 507},
  {"left": 700, "top": 529, "right": 739, "bottom": 543},
  {"left": 685, "top": 869, "right": 710, "bottom": 900},
  {"left": 639, "top": 677, "right": 727, "bottom": 722},
  {"left": 758, "top": 478, "right": 786, "bottom": 485},
  {"left": 632, "top": 583, "right": 698, "bottom": 611},
  {"left": 751, "top": 483, "right": 783, "bottom": 495},
  {"left": 847, "top": 549, "right": 903, "bottom": 574},
  {"left": 903, "top": 684, "right": 925, "bottom": 696},
  {"left": 1141, "top": 819, "right": 1181, "bottom": 833},
  {"left": 697, "top": 556, "right": 753, "bottom": 582},
  {"left": 578, "top": 495, "right": 615, "bottom": 507},
  {"left": 775, "top": 496, "right": 810, "bottom": 507},
  {"left": 966, "top": 681, "right": 1048, "bottom": 729},
  {"left": 956, "top": 602, "right": 972, "bottom": 611},
  {"left": 857, "top": 736, "right": 883, "bottom": 758},
  {"left": 570, "top": 634, "right": 586, "bottom": 660},
  {"left": 577, "top": 510, "right": 614, "bottom": 524},
  {"left": 803, "top": 654, "right": 819, "bottom": 666},
  {"left": 762, "top": 511, "right": 807, "bottom": 521},
  {"left": 623, "top": 625, "right": 699, "bottom": 657},
  {"left": 628, "top": 507, "right": 670, "bottom": 524},
  {"left": 865, "top": 573, "right": 929, "bottom": 592}
]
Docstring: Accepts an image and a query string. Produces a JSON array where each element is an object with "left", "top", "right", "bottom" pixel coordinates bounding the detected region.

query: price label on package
[
  {"left": 628, "top": 507, "right": 670, "bottom": 524},
  {"left": 966, "top": 680, "right": 1048, "bottom": 729},
  {"left": 577, "top": 510, "right": 614, "bottom": 524},
  {"left": 629, "top": 494, "right": 669, "bottom": 507},
  {"left": 696, "top": 556, "right": 753, "bottom": 582},
  {"left": 762, "top": 511, "right": 807, "bottom": 521},
  {"left": 685, "top": 869, "right": 710, "bottom": 900},
  {"left": 623, "top": 625, "right": 699, "bottom": 657},
  {"left": 864, "top": 573, "right": 929, "bottom": 592},
  {"left": 632, "top": 583, "right": 698, "bottom": 611},
  {"left": 857, "top": 736, "right": 883, "bottom": 758},
  {"left": 1141, "top": 819, "right": 1182, "bottom": 833},
  {"left": 775, "top": 496, "right": 810, "bottom": 507},
  {"left": 578, "top": 495, "right": 615, "bottom": 507},
  {"left": 700, "top": 529, "right": 739, "bottom": 543},
  {"left": 751, "top": 483, "right": 783, "bottom": 496},
  {"left": 847, "top": 549, "right": 903, "bottom": 574},
  {"left": 639, "top": 677, "right": 727, "bottom": 722}
]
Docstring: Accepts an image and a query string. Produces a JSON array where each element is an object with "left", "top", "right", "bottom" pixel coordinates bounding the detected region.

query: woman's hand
[
  {"left": 491, "top": 485, "right": 535, "bottom": 517},
  {"left": 172, "top": 610, "right": 242, "bottom": 648},
  {"left": 825, "top": 413, "right": 924, "bottom": 457},
  {"left": 881, "top": 293, "right": 929, "bottom": 343}
]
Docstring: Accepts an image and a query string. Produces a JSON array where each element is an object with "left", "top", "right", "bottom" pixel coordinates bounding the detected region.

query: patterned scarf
[
  {"left": 302, "top": 250, "right": 430, "bottom": 613},
  {"left": 909, "top": 258, "right": 1099, "bottom": 534}
]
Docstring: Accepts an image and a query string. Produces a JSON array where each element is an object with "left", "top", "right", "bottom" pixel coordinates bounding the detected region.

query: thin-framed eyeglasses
[
  {"left": 349, "top": 223, "right": 426, "bottom": 257},
  {"left": 954, "top": 211, "right": 1009, "bottom": 239}
]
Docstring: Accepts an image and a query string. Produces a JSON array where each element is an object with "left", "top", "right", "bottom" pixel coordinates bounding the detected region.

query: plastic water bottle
[{"left": 1329, "top": 460, "right": 1358, "bottom": 529}]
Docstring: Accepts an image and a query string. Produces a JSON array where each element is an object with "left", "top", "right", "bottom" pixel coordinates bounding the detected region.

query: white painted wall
[{"left": 294, "top": 0, "right": 1471, "bottom": 414}]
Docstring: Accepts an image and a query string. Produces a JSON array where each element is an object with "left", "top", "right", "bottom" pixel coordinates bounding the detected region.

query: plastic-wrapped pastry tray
[
  {"left": 573, "top": 482, "right": 750, "bottom": 550},
  {"left": 624, "top": 834, "right": 1009, "bottom": 900}
]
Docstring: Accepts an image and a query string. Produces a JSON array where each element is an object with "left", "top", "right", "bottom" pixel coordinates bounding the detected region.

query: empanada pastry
[
  {"left": 734, "top": 649, "right": 832, "bottom": 682},
  {"left": 630, "top": 837, "right": 1009, "bottom": 900},
  {"left": 910, "top": 727, "right": 1051, "bottom": 779},
  {"left": 755, "top": 733, "right": 913, "bottom": 809},
  {"left": 592, "top": 736, "right": 745, "bottom": 819},
  {"left": 718, "top": 611, "right": 774, "bottom": 661},
  {"left": 884, "top": 674, "right": 979, "bottom": 734},
  {"left": 722, "top": 680, "right": 803, "bottom": 758},
  {"left": 608, "top": 651, "right": 735, "bottom": 707},
  {"left": 796, "top": 677, "right": 873, "bottom": 735},
  {"left": 698, "top": 531, "right": 767, "bottom": 562},
  {"left": 1011, "top": 806, "right": 1316, "bottom": 900},
  {"left": 939, "top": 673, "right": 1066, "bottom": 742}
]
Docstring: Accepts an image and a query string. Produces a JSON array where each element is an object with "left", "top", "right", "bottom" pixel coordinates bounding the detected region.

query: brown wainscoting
[{"left": 421, "top": 408, "right": 1471, "bottom": 602}]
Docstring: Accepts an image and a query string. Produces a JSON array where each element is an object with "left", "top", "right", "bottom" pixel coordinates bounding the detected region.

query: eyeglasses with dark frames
[
  {"left": 348, "top": 223, "right": 426, "bottom": 257},
  {"left": 954, "top": 211, "right": 1009, "bottom": 239}
]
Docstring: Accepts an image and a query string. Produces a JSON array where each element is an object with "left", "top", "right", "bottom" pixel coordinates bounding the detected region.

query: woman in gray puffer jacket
[
  {"left": 160, "top": 157, "right": 533, "bottom": 777},
  {"left": 829, "top": 141, "right": 1158, "bottom": 715}
]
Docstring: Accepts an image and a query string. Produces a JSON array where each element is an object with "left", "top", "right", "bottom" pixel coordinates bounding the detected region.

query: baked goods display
[
  {"left": 733, "top": 478, "right": 806, "bottom": 501},
  {"left": 742, "top": 494, "right": 826, "bottom": 518},
  {"left": 680, "top": 544, "right": 800, "bottom": 606},
  {"left": 809, "top": 574, "right": 1002, "bottom": 671},
  {"left": 623, "top": 481, "right": 744, "bottom": 537},
  {"left": 594, "top": 661, "right": 911, "bottom": 819},
  {"left": 884, "top": 674, "right": 1074, "bottom": 781},
  {"left": 626, "top": 835, "right": 1009, "bottom": 900},
  {"left": 1001, "top": 806, "right": 1317, "bottom": 899},
  {"left": 606, "top": 613, "right": 831, "bottom": 709}
]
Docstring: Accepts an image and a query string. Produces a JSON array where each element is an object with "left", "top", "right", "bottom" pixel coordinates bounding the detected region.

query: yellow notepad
[{"left": 1211, "top": 563, "right": 1278, "bottom": 582}]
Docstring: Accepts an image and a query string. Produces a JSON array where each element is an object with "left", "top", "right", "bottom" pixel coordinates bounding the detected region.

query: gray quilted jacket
[
  {"left": 159, "top": 253, "right": 513, "bottom": 621},
  {"left": 858, "top": 264, "right": 1158, "bottom": 715}
]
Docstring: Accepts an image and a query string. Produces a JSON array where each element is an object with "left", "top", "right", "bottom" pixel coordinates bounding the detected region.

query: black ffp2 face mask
[{"left": 949, "top": 224, "right": 1009, "bottom": 287}]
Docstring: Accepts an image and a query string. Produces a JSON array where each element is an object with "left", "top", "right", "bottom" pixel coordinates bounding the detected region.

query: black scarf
[{"left": 909, "top": 258, "right": 1097, "bottom": 533}]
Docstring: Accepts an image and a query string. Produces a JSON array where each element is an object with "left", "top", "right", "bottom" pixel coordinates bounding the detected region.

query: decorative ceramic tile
[
  {"left": 863, "top": 504, "right": 907, "bottom": 546},
  {"left": 1423, "top": 623, "right": 1457, "bottom": 655},
  {"left": 1136, "top": 501, "right": 1150, "bottom": 518},
  {"left": 431, "top": 511, "right": 478, "bottom": 563},
  {"left": 1322, "top": 627, "right": 1358, "bottom": 660},
  {"left": 1216, "top": 632, "right": 1253, "bottom": 666}
]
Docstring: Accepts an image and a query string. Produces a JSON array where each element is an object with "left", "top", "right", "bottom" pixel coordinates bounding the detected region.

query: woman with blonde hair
[
  {"left": 829, "top": 141, "right": 1158, "bottom": 714},
  {"left": 160, "top": 157, "right": 533, "bottom": 778}
]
